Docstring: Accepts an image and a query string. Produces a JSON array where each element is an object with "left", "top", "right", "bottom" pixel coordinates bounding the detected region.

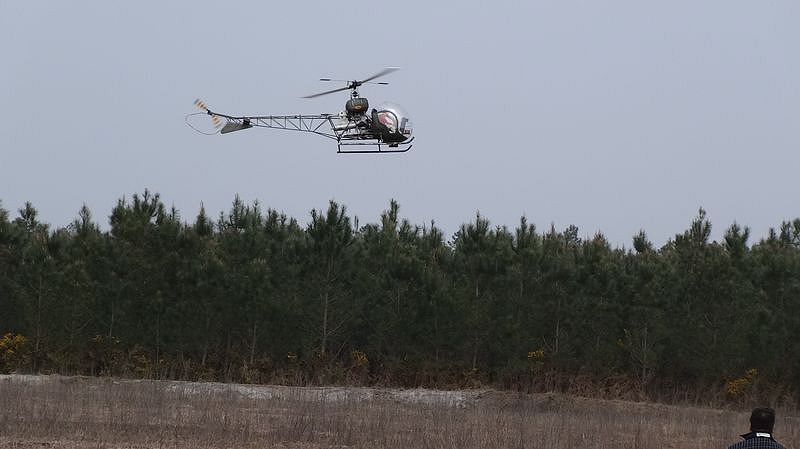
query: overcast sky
[{"left": 1, "top": 1, "right": 798, "bottom": 247}]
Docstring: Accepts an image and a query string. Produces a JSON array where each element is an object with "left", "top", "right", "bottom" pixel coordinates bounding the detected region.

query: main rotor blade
[
  {"left": 360, "top": 67, "right": 400, "bottom": 84},
  {"left": 302, "top": 85, "right": 352, "bottom": 99},
  {"left": 321, "top": 78, "right": 390, "bottom": 85},
  {"left": 304, "top": 68, "right": 400, "bottom": 98}
]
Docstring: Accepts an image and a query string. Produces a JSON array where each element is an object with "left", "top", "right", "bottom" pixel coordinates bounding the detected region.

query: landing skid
[{"left": 337, "top": 137, "right": 414, "bottom": 154}]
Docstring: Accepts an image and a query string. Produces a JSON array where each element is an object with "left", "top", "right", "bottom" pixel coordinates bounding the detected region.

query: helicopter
[{"left": 186, "top": 68, "right": 414, "bottom": 154}]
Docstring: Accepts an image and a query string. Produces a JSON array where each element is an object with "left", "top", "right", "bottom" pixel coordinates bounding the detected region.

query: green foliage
[{"left": 1, "top": 194, "right": 800, "bottom": 403}]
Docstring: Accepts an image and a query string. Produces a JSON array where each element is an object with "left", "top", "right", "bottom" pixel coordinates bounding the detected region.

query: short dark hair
[{"left": 750, "top": 407, "right": 775, "bottom": 432}]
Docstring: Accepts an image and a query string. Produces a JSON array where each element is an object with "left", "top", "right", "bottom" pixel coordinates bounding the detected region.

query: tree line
[{"left": 1, "top": 191, "right": 799, "bottom": 402}]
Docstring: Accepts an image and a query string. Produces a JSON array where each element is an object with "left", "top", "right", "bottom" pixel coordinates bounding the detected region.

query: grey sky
[{"left": 1, "top": 1, "right": 798, "bottom": 247}]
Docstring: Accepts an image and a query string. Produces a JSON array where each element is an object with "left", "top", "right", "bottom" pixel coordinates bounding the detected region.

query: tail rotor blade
[
  {"left": 194, "top": 98, "right": 209, "bottom": 111},
  {"left": 193, "top": 98, "right": 222, "bottom": 131}
]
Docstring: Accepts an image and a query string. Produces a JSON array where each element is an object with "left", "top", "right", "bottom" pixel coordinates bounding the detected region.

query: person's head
[{"left": 750, "top": 407, "right": 775, "bottom": 433}]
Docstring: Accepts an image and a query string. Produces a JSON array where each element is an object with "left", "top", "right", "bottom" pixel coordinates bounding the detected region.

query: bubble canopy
[{"left": 374, "top": 102, "right": 413, "bottom": 141}]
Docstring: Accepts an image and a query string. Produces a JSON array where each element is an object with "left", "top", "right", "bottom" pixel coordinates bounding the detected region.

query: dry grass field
[{"left": 1, "top": 375, "right": 798, "bottom": 449}]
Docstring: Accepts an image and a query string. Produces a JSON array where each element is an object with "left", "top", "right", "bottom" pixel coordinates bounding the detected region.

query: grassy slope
[{"left": 2, "top": 375, "right": 798, "bottom": 449}]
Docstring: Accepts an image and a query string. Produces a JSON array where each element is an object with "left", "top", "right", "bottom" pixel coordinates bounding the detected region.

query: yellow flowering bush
[
  {"left": 351, "top": 350, "right": 369, "bottom": 368},
  {"left": 726, "top": 368, "right": 758, "bottom": 398},
  {"left": 0, "top": 333, "right": 27, "bottom": 373},
  {"left": 527, "top": 348, "right": 546, "bottom": 378},
  {"left": 527, "top": 349, "right": 545, "bottom": 361}
]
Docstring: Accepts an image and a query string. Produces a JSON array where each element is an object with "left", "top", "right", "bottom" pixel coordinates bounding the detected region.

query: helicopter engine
[
  {"left": 345, "top": 97, "right": 369, "bottom": 116},
  {"left": 371, "top": 103, "right": 413, "bottom": 143}
]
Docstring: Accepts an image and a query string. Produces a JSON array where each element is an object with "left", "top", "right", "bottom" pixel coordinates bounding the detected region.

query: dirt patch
[{"left": 2, "top": 374, "right": 482, "bottom": 408}]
